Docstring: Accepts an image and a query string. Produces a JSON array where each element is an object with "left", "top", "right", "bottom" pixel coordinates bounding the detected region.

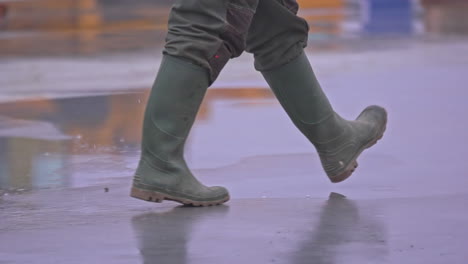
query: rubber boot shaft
[
  {"left": 261, "top": 52, "right": 387, "bottom": 181},
  {"left": 132, "top": 55, "right": 229, "bottom": 206}
]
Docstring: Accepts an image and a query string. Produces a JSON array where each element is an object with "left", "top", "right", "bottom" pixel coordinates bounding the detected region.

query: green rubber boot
[
  {"left": 131, "top": 55, "right": 230, "bottom": 206},
  {"left": 261, "top": 52, "right": 387, "bottom": 183}
]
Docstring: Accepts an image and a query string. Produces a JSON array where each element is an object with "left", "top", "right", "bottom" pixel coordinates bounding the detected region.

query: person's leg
[
  {"left": 246, "top": 0, "right": 387, "bottom": 182},
  {"left": 165, "top": 0, "right": 258, "bottom": 84},
  {"left": 131, "top": 0, "right": 258, "bottom": 206}
]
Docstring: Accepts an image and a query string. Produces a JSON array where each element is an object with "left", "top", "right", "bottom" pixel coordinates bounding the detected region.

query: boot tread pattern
[{"left": 130, "top": 187, "right": 229, "bottom": 207}]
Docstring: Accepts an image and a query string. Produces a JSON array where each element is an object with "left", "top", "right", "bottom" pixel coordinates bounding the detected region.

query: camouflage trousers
[{"left": 164, "top": 0, "right": 309, "bottom": 84}]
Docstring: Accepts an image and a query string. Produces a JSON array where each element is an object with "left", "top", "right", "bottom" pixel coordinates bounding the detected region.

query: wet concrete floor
[
  {"left": 2, "top": 1, "right": 468, "bottom": 263},
  {"left": 2, "top": 190, "right": 468, "bottom": 263},
  {"left": 2, "top": 43, "right": 468, "bottom": 262}
]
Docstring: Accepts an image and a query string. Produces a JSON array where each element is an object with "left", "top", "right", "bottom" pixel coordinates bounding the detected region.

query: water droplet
[
  {"left": 120, "top": 138, "right": 125, "bottom": 143},
  {"left": 44, "top": 152, "right": 50, "bottom": 156},
  {"left": 305, "top": 195, "right": 311, "bottom": 199},
  {"left": 138, "top": 99, "right": 142, "bottom": 103},
  {"left": 76, "top": 134, "right": 82, "bottom": 140}
]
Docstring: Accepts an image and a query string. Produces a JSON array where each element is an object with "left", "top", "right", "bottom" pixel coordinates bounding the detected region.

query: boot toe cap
[{"left": 358, "top": 105, "right": 387, "bottom": 125}]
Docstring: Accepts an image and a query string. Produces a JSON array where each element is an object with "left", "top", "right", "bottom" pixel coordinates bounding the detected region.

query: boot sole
[
  {"left": 130, "top": 186, "right": 230, "bottom": 207},
  {"left": 329, "top": 123, "right": 387, "bottom": 183}
]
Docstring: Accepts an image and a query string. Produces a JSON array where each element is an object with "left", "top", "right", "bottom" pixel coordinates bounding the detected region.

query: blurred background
[
  {"left": 2, "top": 0, "right": 468, "bottom": 57},
  {"left": 0, "top": 0, "right": 467, "bottom": 195}
]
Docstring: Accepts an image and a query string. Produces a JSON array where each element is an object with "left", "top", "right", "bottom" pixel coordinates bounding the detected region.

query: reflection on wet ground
[
  {"left": 0, "top": 190, "right": 392, "bottom": 263},
  {"left": 1, "top": 0, "right": 468, "bottom": 57},
  {"left": 0, "top": 88, "right": 274, "bottom": 193},
  {"left": 290, "top": 194, "right": 387, "bottom": 264},
  {"left": 132, "top": 193, "right": 387, "bottom": 264},
  {"left": 3, "top": 187, "right": 468, "bottom": 263}
]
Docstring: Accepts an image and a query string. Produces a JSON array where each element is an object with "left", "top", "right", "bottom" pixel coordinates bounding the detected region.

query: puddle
[{"left": 0, "top": 88, "right": 274, "bottom": 193}]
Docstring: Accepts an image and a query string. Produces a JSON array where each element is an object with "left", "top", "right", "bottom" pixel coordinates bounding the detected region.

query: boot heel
[{"left": 130, "top": 187, "right": 165, "bottom": 203}]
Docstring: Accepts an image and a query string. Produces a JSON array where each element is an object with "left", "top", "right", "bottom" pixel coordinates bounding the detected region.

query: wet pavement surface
[
  {"left": 2, "top": 0, "right": 468, "bottom": 263},
  {"left": 2, "top": 191, "right": 468, "bottom": 263}
]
